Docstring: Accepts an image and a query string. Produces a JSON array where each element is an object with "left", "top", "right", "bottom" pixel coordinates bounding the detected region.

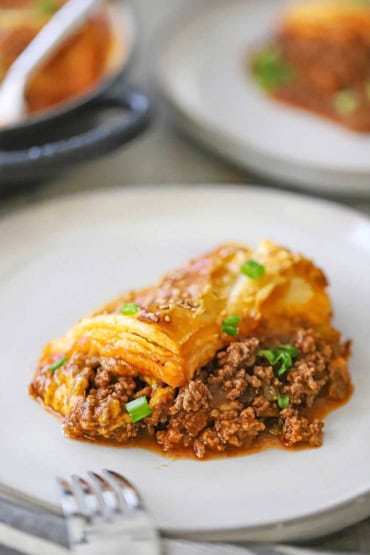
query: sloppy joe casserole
[
  {"left": 30, "top": 241, "right": 352, "bottom": 459},
  {"left": 251, "top": 0, "right": 370, "bottom": 132}
]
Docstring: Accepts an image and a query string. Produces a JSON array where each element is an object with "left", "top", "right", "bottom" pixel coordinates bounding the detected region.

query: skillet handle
[{"left": 0, "top": 86, "right": 152, "bottom": 170}]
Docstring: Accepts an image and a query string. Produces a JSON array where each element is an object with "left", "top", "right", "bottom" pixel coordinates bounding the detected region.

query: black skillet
[{"left": 0, "top": 0, "right": 152, "bottom": 190}]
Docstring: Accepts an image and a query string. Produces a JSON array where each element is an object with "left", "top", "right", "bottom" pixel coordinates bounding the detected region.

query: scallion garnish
[
  {"left": 276, "top": 351, "right": 294, "bottom": 376},
  {"left": 258, "top": 344, "right": 298, "bottom": 376},
  {"left": 35, "top": 0, "right": 58, "bottom": 15},
  {"left": 241, "top": 259, "right": 265, "bottom": 280},
  {"left": 222, "top": 325, "right": 239, "bottom": 336},
  {"left": 277, "top": 393, "right": 290, "bottom": 410},
  {"left": 252, "top": 47, "right": 294, "bottom": 92},
  {"left": 125, "top": 396, "right": 152, "bottom": 423},
  {"left": 222, "top": 315, "right": 241, "bottom": 336},
  {"left": 49, "top": 356, "right": 67, "bottom": 372},
  {"left": 257, "top": 348, "right": 278, "bottom": 365},
  {"left": 333, "top": 90, "right": 359, "bottom": 115},
  {"left": 280, "top": 344, "right": 298, "bottom": 357},
  {"left": 120, "top": 303, "right": 139, "bottom": 315},
  {"left": 223, "top": 315, "right": 241, "bottom": 326}
]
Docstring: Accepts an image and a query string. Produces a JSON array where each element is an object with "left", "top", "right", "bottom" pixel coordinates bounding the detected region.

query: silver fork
[{"left": 58, "top": 469, "right": 161, "bottom": 555}]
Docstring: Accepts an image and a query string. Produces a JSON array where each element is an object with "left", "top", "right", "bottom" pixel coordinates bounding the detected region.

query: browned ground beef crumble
[
  {"left": 63, "top": 328, "right": 351, "bottom": 458},
  {"left": 271, "top": 34, "right": 370, "bottom": 132}
]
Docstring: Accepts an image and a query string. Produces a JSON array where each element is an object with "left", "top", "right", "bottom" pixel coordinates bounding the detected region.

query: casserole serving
[
  {"left": 30, "top": 240, "right": 352, "bottom": 459},
  {"left": 251, "top": 0, "right": 370, "bottom": 132}
]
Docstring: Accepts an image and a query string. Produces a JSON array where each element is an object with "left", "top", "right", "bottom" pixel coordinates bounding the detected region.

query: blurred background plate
[
  {"left": 159, "top": 0, "right": 370, "bottom": 196},
  {"left": 0, "top": 0, "right": 152, "bottom": 191}
]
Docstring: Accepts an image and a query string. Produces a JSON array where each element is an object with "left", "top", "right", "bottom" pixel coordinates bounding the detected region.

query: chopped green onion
[
  {"left": 280, "top": 344, "right": 298, "bottom": 357},
  {"left": 49, "top": 356, "right": 67, "bottom": 372},
  {"left": 276, "top": 344, "right": 298, "bottom": 376},
  {"left": 241, "top": 259, "right": 265, "bottom": 280},
  {"left": 222, "top": 315, "right": 241, "bottom": 326},
  {"left": 222, "top": 315, "right": 241, "bottom": 336},
  {"left": 277, "top": 393, "right": 290, "bottom": 410},
  {"left": 120, "top": 303, "right": 139, "bottom": 315},
  {"left": 276, "top": 351, "right": 293, "bottom": 376},
  {"left": 257, "top": 348, "right": 277, "bottom": 365},
  {"left": 34, "top": 0, "right": 58, "bottom": 15},
  {"left": 333, "top": 90, "right": 359, "bottom": 115},
  {"left": 222, "top": 325, "right": 239, "bottom": 336},
  {"left": 125, "top": 396, "right": 152, "bottom": 423},
  {"left": 252, "top": 47, "right": 294, "bottom": 92},
  {"left": 258, "top": 344, "right": 298, "bottom": 376}
]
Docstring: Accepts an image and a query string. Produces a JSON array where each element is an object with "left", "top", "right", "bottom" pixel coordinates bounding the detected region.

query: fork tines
[{"left": 58, "top": 469, "right": 160, "bottom": 554}]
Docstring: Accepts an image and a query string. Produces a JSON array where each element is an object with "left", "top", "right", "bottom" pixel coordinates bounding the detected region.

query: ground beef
[
  {"left": 269, "top": 34, "right": 370, "bottom": 132},
  {"left": 171, "top": 380, "right": 211, "bottom": 412},
  {"left": 280, "top": 408, "right": 324, "bottom": 448},
  {"left": 61, "top": 326, "right": 351, "bottom": 458},
  {"left": 277, "top": 34, "right": 369, "bottom": 92},
  {"left": 64, "top": 366, "right": 141, "bottom": 442}
]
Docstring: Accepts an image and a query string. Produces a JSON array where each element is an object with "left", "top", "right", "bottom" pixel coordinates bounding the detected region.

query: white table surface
[{"left": 0, "top": 1, "right": 369, "bottom": 553}]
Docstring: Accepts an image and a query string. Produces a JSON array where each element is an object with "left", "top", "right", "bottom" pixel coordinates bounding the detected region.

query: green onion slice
[
  {"left": 125, "top": 396, "right": 152, "bottom": 423},
  {"left": 258, "top": 344, "right": 298, "bottom": 376},
  {"left": 252, "top": 47, "right": 294, "bottom": 92},
  {"left": 276, "top": 351, "right": 293, "bottom": 376},
  {"left": 120, "top": 303, "right": 139, "bottom": 315},
  {"left": 35, "top": 0, "right": 58, "bottom": 15},
  {"left": 257, "top": 348, "right": 277, "bottom": 365},
  {"left": 222, "top": 315, "right": 241, "bottom": 336},
  {"left": 280, "top": 344, "right": 298, "bottom": 357},
  {"left": 277, "top": 393, "right": 290, "bottom": 409},
  {"left": 241, "top": 259, "right": 265, "bottom": 280},
  {"left": 333, "top": 90, "right": 359, "bottom": 115},
  {"left": 221, "top": 325, "right": 239, "bottom": 336},
  {"left": 49, "top": 356, "right": 67, "bottom": 372},
  {"left": 222, "top": 315, "right": 241, "bottom": 326}
]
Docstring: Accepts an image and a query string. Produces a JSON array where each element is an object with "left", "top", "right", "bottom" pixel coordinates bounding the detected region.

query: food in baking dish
[
  {"left": 251, "top": 0, "right": 370, "bottom": 132},
  {"left": 0, "top": 0, "right": 112, "bottom": 114},
  {"left": 30, "top": 241, "right": 352, "bottom": 458}
]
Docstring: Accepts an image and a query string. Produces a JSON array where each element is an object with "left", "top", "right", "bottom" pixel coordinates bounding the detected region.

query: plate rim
[
  {"left": 158, "top": 0, "right": 370, "bottom": 194},
  {"left": 162, "top": 96, "right": 370, "bottom": 195},
  {"left": 1, "top": 481, "right": 370, "bottom": 542},
  {"left": 1, "top": 182, "right": 370, "bottom": 227},
  {"left": 1, "top": 184, "right": 370, "bottom": 541}
]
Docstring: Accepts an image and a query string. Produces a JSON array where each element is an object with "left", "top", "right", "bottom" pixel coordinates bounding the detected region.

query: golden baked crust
[
  {"left": 34, "top": 243, "right": 252, "bottom": 391},
  {"left": 30, "top": 240, "right": 333, "bottom": 422},
  {"left": 280, "top": 0, "right": 370, "bottom": 40}
]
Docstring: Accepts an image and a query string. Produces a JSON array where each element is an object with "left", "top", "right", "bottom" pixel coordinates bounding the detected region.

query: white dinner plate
[
  {"left": 1, "top": 185, "right": 370, "bottom": 542},
  {"left": 159, "top": 0, "right": 370, "bottom": 195}
]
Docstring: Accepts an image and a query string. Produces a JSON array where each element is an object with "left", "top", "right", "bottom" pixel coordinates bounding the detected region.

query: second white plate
[
  {"left": 0, "top": 185, "right": 370, "bottom": 542},
  {"left": 159, "top": 0, "right": 370, "bottom": 195}
]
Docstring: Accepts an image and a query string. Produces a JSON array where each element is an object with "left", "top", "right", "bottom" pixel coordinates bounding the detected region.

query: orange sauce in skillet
[{"left": 0, "top": 0, "right": 114, "bottom": 114}]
